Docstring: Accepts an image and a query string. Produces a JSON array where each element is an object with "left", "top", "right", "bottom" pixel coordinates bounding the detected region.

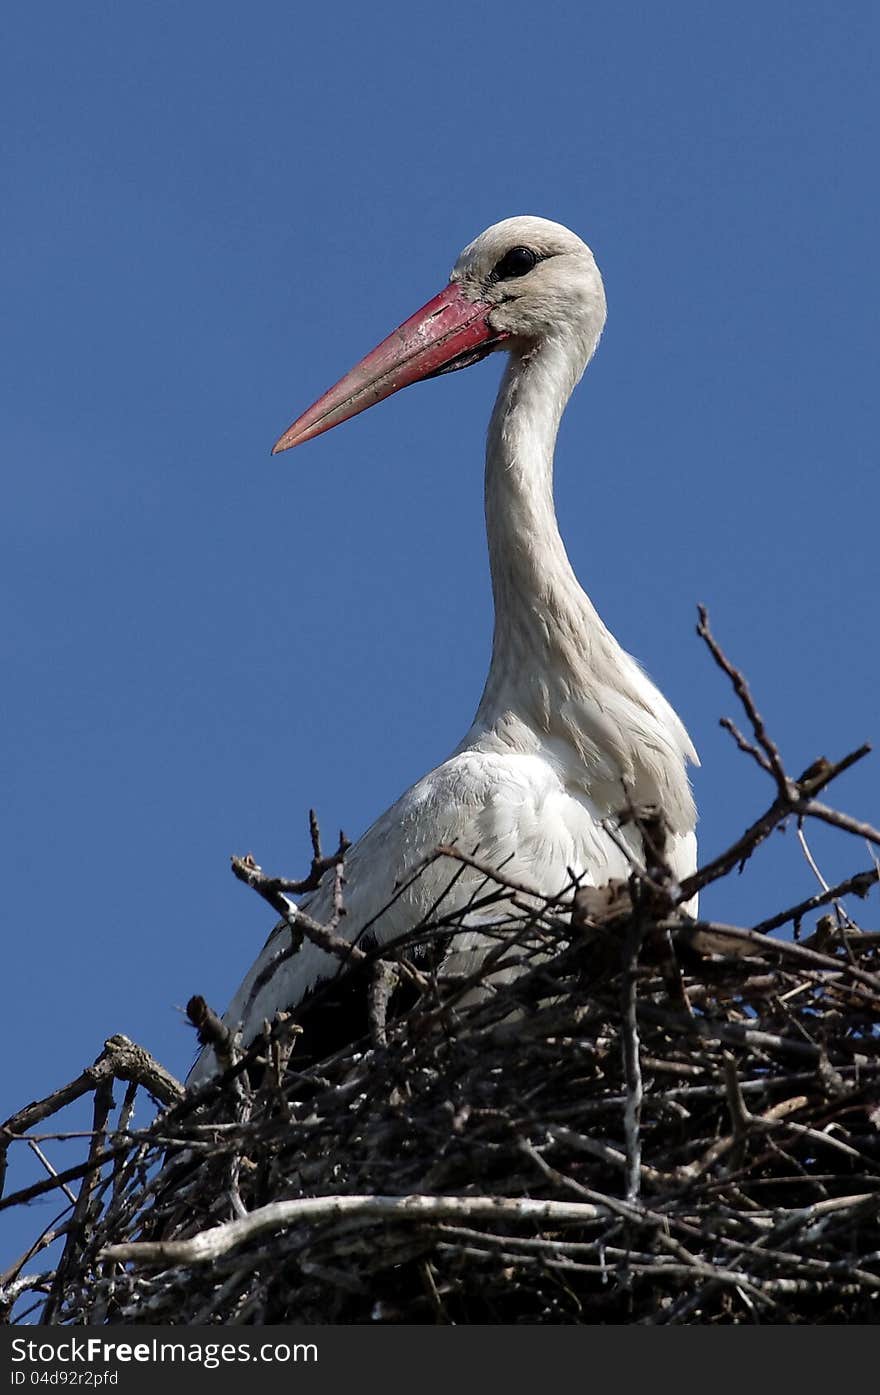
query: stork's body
[{"left": 190, "top": 218, "right": 697, "bottom": 1083}]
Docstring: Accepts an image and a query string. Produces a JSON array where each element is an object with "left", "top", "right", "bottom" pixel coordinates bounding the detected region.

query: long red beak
[{"left": 272, "top": 283, "right": 507, "bottom": 454}]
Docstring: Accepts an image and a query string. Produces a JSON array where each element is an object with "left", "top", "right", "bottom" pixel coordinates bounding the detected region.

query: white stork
[{"left": 190, "top": 216, "right": 697, "bottom": 1082}]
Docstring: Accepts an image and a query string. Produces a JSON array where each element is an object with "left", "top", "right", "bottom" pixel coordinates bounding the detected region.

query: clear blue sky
[{"left": 2, "top": 3, "right": 877, "bottom": 1273}]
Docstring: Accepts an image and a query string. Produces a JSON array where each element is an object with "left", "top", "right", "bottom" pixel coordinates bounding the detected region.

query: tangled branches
[{"left": 2, "top": 614, "right": 879, "bottom": 1325}]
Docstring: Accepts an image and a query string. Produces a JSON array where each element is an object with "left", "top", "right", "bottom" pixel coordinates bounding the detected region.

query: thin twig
[
  {"left": 752, "top": 867, "right": 878, "bottom": 936},
  {"left": 697, "top": 605, "right": 789, "bottom": 793},
  {"left": 621, "top": 892, "right": 645, "bottom": 1201}
]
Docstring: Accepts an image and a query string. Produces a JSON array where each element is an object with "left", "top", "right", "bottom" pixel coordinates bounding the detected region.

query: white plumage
[{"left": 190, "top": 216, "right": 697, "bottom": 1083}]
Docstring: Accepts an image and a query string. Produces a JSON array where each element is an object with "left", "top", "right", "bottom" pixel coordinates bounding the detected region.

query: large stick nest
[{"left": 3, "top": 614, "right": 879, "bottom": 1325}]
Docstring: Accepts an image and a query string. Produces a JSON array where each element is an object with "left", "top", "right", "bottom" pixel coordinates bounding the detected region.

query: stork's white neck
[
  {"left": 470, "top": 330, "right": 696, "bottom": 835},
  {"left": 476, "top": 332, "right": 607, "bottom": 723}
]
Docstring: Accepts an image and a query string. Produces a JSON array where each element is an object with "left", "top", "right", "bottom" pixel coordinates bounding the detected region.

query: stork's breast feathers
[{"left": 189, "top": 727, "right": 696, "bottom": 1083}]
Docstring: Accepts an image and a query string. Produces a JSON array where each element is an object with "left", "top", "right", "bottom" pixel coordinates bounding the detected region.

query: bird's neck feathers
[
  {"left": 473, "top": 333, "right": 697, "bottom": 833},
  {"left": 483, "top": 332, "right": 596, "bottom": 664},
  {"left": 479, "top": 329, "right": 611, "bottom": 713}
]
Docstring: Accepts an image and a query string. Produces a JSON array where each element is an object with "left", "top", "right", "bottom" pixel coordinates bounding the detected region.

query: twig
[
  {"left": 24, "top": 1141, "right": 78, "bottom": 1208},
  {"left": 697, "top": 605, "right": 789, "bottom": 793},
  {"left": 678, "top": 747, "right": 872, "bottom": 904},
  {"left": 670, "top": 919, "right": 880, "bottom": 997},
  {"left": 621, "top": 893, "right": 645, "bottom": 1201},
  {"left": 427, "top": 844, "right": 549, "bottom": 904},
  {"left": 233, "top": 814, "right": 350, "bottom": 897},
  {"left": 800, "top": 799, "right": 880, "bottom": 850},
  {"left": 43, "top": 1072, "right": 115, "bottom": 1323},
  {"left": 751, "top": 867, "right": 879, "bottom": 936},
  {"left": 230, "top": 858, "right": 365, "bottom": 967}
]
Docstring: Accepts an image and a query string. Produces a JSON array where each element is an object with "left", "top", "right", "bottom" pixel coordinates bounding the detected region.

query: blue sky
[{"left": 2, "top": 2, "right": 877, "bottom": 1275}]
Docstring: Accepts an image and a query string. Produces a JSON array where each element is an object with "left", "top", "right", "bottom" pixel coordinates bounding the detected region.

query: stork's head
[
  {"left": 451, "top": 215, "right": 606, "bottom": 352},
  {"left": 273, "top": 215, "right": 606, "bottom": 454}
]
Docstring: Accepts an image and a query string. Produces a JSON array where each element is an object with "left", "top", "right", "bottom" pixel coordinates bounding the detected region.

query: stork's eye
[{"left": 493, "top": 246, "right": 539, "bottom": 280}]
